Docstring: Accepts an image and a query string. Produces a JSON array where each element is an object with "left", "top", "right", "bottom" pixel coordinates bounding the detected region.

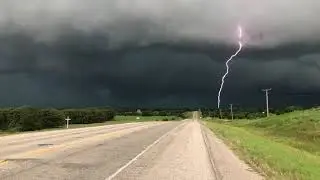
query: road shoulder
[{"left": 201, "top": 122, "right": 264, "bottom": 180}]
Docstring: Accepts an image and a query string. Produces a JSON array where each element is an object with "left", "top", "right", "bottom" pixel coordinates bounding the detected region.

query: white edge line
[{"left": 105, "top": 120, "right": 187, "bottom": 180}]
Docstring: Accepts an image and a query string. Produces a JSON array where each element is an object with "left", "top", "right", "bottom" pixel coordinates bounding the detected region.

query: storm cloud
[
  {"left": 0, "top": 0, "right": 319, "bottom": 108},
  {"left": 1, "top": 0, "right": 320, "bottom": 47}
]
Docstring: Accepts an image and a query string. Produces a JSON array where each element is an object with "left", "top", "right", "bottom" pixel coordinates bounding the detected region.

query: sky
[{"left": 0, "top": 0, "right": 320, "bottom": 108}]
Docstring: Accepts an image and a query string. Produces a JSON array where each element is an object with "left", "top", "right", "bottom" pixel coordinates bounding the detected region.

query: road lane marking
[
  {"left": 0, "top": 160, "right": 7, "bottom": 165},
  {"left": 106, "top": 121, "right": 187, "bottom": 180}
]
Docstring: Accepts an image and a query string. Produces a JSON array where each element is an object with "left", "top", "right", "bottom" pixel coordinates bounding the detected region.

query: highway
[{"left": 0, "top": 115, "right": 263, "bottom": 180}]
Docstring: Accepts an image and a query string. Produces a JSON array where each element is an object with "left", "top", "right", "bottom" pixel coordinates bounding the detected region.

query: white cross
[{"left": 65, "top": 116, "right": 71, "bottom": 129}]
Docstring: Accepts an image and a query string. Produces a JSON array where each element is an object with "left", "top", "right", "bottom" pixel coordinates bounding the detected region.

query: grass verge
[
  {"left": 237, "top": 110, "right": 319, "bottom": 155},
  {"left": 205, "top": 121, "right": 320, "bottom": 180}
]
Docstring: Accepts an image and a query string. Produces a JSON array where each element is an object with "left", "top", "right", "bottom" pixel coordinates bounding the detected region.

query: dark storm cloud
[
  {"left": 0, "top": 30, "right": 225, "bottom": 107},
  {"left": 0, "top": 0, "right": 320, "bottom": 107},
  {"left": 2, "top": 0, "right": 320, "bottom": 46}
]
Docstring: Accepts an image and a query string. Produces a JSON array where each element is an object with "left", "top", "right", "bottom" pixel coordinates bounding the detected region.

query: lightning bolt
[{"left": 217, "top": 25, "right": 243, "bottom": 109}]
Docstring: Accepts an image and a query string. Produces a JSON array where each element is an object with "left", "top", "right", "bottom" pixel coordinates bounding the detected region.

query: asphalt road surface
[{"left": 0, "top": 117, "right": 263, "bottom": 180}]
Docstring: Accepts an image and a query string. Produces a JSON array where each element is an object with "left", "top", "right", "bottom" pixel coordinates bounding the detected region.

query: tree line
[
  {"left": 1, "top": 105, "right": 305, "bottom": 132},
  {"left": 0, "top": 107, "right": 115, "bottom": 132},
  {"left": 115, "top": 108, "right": 190, "bottom": 118},
  {"left": 200, "top": 106, "right": 305, "bottom": 119}
]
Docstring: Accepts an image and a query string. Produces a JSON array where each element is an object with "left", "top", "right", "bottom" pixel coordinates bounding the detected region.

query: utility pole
[
  {"left": 230, "top": 104, "right": 234, "bottom": 120},
  {"left": 262, "top": 88, "right": 272, "bottom": 117},
  {"left": 198, "top": 108, "right": 201, "bottom": 119}
]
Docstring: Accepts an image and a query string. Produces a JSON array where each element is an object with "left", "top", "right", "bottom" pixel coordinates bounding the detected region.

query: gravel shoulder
[{"left": 201, "top": 122, "right": 264, "bottom": 180}]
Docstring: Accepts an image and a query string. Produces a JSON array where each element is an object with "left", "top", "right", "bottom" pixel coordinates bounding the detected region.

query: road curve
[{"left": 0, "top": 119, "right": 263, "bottom": 180}]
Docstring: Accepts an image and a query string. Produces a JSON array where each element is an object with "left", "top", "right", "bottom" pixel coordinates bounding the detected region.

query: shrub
[
  {"left": 0, "top": 110, "right": 9, "bottom": 130},
  {"left": 38, "top": 109, "right": 65, "bottom": 129},
  {"left": 62, "top": 109, "right": 115, "bottom": 124},
  {"left": 162, "top": 118, "right": 169, "bottom": 121},
  {"left": 19, "top": 107, "right": 42, "bottom": 131}
]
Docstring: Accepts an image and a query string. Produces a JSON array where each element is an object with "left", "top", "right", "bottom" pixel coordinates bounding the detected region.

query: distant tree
[{"left": 285, "top": 106, "right": 303, "bottom": 112}]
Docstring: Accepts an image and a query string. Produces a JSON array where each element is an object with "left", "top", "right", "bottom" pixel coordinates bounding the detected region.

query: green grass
[
  {"left": 230, "top": 109, "right": 320, "bottom": 155},
  {"left": 0, "top": 115, "right": 179, "bottom": 136},
  {"left": 205, "top": 109, "right": 320, "bottom": 180}
]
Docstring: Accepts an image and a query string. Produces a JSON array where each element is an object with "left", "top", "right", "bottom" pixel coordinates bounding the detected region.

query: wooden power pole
[
  {"left": 262, "top": 88, "right": 272, "bottom": 117},
  {"left": 230, "top": 104, "right": 234, "bottom": 120}
]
